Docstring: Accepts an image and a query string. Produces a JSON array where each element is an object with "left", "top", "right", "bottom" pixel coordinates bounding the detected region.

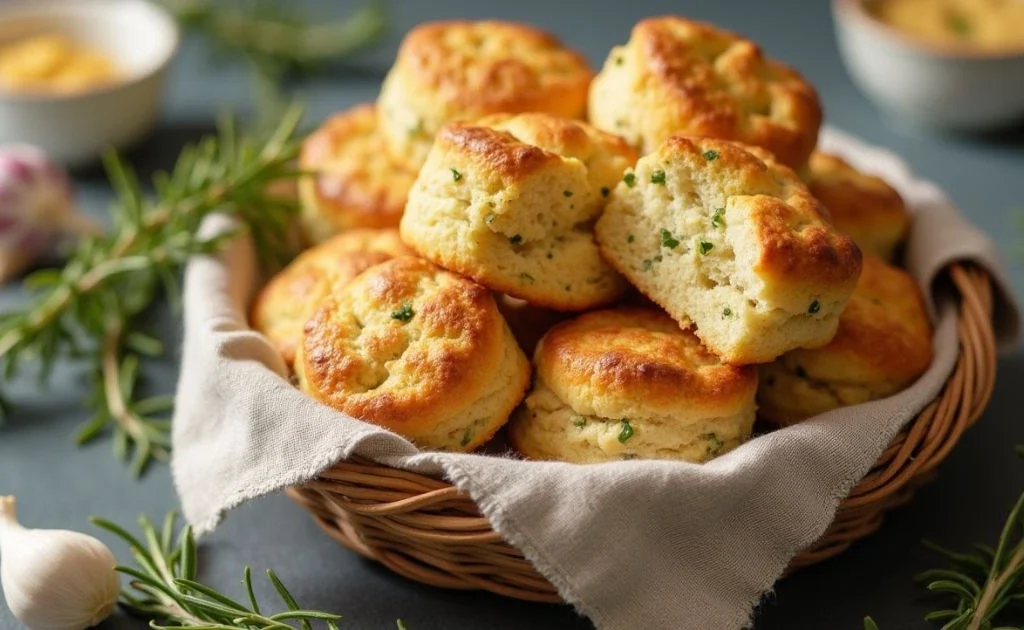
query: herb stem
[
  {"left": 968, "top": 513, "right": 1024, "bottom": 629},
  {"left": 101, "top": 323, "right": 169, "bottom": 467}
]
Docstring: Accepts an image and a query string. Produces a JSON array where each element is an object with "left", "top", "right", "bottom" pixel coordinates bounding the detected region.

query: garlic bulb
[
  {"left": 0, "top": 496, "right": 119, "bottom": 630},
  {"left": 0, "top": 144, "right": 98, "bottom": 284}
]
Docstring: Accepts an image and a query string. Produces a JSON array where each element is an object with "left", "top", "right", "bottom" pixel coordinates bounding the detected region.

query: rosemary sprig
[
  {"left": 92, "top": 511, "right": 343, "bottom": 629},
  {"left": 162, "top": 0, "right": 387, "bottom": 80},
  {"left": 0, "top": 105, "right": 306, "bottom": 475},
  {"left": 865, "top": 446, "right": 1024, "bottom": 629}
]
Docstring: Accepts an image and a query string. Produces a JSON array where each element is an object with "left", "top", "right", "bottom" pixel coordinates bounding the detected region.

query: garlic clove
[{"left": 0, "top": 496, "right": 119, "bottom": 630}]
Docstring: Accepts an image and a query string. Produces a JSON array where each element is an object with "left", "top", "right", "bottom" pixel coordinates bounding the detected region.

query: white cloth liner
[{"left": 172, "top": 127, "right": 1020, "bottom": 630}]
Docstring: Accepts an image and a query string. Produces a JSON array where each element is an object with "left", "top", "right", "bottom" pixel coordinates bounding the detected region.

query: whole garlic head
[
  {"left": 0, "top": 144, "right": 96, "bottom": 283},
  {"left": 0, "top": 496, "right": 119, "bottom": 630}
]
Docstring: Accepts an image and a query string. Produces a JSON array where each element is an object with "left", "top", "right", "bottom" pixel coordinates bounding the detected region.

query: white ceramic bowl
[
  {"left": 0, "top": 0, "right": 179, "bottom": 165},
  {"left": 832, "top": 0, "right": 1024, "bottom": 131}
]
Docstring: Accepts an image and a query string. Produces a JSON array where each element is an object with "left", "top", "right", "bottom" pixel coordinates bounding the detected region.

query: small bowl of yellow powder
[
  {"left": 0, "top": 0, "right": 178, "bottom": 164},
  {"left": 833, "top": 0, "right": 1024, "bottom": 131}
]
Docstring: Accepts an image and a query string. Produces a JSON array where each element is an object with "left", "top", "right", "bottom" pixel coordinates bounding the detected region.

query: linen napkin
[{"left": 172, "top": 127, "right": 1020, "bottom": 630}]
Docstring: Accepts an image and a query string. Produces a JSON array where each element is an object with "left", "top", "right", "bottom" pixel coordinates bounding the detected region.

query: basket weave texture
[{"left": 287, "top": 263, "right": 998, "bottom": 603}]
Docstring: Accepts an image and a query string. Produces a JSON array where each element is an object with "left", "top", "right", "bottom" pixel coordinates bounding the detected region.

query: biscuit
[
  {"left": 510, "top": 307, "right": 757, "bottom": 463},
  {"left": 400, "top": 113, "right": 636, "bottom": 310},
  {"left": 804, "top": 152, "right": 911, "bottom": 261},
  {"left": 298, "top": 104, "right": 418, "bottom": 244},
  {"left": 595, "top": 136, "right": 862, "bottom": 364},
  {"left": 588, "top": 16, "right": 822, "bottom": 167},
  {"left": 295, "top": 257, "right": 530, "bottom": 451},
  {"left": 250, "top": 229, "right": 412, "bottom": 367},
  {"left": 757, "top": 256, "right": 932, "bottom": 425},
  {"left": 378, "top": 21, "right": 593, "bottom": 168}
]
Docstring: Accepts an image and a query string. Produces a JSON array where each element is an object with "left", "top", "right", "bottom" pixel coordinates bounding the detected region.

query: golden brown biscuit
[
  {"left": 804, "top": 152, "right": 911, "bottom": 261},
  {"left": 596, "top": 136, "right": 863, "bottom": 364},
  {"left": 295, "top": 257, "right": 530, "bottom": 451},
  {"left": 588, "top": 16, "right": 822, "bottom": 167},
  {"left": 378, "top": 21, "right": 593, "bottom": 167},
  {"left": 250, "top": 229, "right": 412, "bottom": 367},
  {"left": 758, "top": 255, "right": 933, "bottom": 425},
  {"left": 400, "top": 113, "right": 635, "bottom": 310},
  {"left": 510, "top": 307, "right": 758, "bottom": 463},
  {"left": 298, "top": 104, "right": 418, "bottom": 243}
]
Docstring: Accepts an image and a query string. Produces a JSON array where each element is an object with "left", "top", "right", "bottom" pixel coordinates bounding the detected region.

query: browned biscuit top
[
  {"left": 393, "top": 20, "right": 592, "bottom": 113},
  {"left": 633, "top": 16, "right": 820, "bottom": 166},
  {"left": 536, "top": 307, "right": 757, "bottom": 416},
  {"left": 250, "top": 229, "right": 412, "bottom": 366},
  {"left": 297, "top": 257, "right": 507, "bottom": 429},
  {"left": 299, "top": 104, "right": 416, "bottom": 230}
]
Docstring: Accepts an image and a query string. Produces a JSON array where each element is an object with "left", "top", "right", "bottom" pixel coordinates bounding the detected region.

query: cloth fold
[{"left": 172, "top": 127, "right": 1020, "bottom": 630}]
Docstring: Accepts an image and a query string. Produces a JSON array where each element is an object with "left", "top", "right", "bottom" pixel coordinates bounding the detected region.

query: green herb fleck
[
  {"left": 509, "top": 234, "right": 523, "bottom": 245},
  {"left": 627, "top": 234, "right": 635, "bottom": 243},
  {"left": 615, "top": 118, "right": 627, "bottom": 129},
  {"left": 946, "top": 12, "right": 972, "bottom": 37},
  {"left": 808, "top": 300, "right": 821, "bottom": 314},
  {"left": 520, "top": 273, "right": 535, "bottom": 284},
  {"left": 391, "top": 303, "right": 415, "bottom": 323},
  {"left": 572, "top": 415, "right": 587, "bottom": 428},
  {"left": 660, "top": 228, "right": 680, "bottom": 249},
  {"left": 622, "top": 453, "right": 638, "bottom": 460},
  {"left": 641, "top": 254, "right": 663, "bottom": 271},
  {"left": 701, "top": 432, "right": 724, "bottom": 457},
  {"left": 703, "top": 150, "right": 719, "bottom": 161},
  {"left": 623, "top": 172, "right": 636, "bottom": 188},
  {"left": 601, "top": 186, "right": 610, "bottom": 198},
  {"left": 450, "top": 167, "right": 463, "bottom": 182},
  {"left": 712, "top": 208, "right": 725, "bottom": 228},
  {"left": 563, "top": 190, "right": 573, "bottom": 198},
  {"left": 722, "top": 307, "right": 732, "bottom": 319},
  {"left": 650, "top": 170, "right": 666, "bottom": 185},
  {"left": 618, "top": 420, "right": 634, "bottom": 443},
  {"left": 698, "top": 240, "right": 714, "bottom": 255},
  {"left": 460, "top": 429, "right": 473, "bottom": 447},
  {"left": 614, "top": 55, "right": 624, "bottom": 66},
  {"left": 485, "top": 213, "right": 496, "bottom": 224}
]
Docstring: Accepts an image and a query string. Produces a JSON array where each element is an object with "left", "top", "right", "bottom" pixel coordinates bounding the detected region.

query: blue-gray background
[{"left": 2, "top": 1, "right": 1023, "bottom": 628}]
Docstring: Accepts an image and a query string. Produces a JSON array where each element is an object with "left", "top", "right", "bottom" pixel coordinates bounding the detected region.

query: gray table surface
[{"left": 2, "top": 1, "right": 1023, "bottom": 628}]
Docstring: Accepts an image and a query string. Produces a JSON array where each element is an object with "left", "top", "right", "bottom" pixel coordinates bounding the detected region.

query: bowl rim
[
  {"left": 0, "top": 0, "right": 180, "bottom": 103},
  {"left": 833, "top": 0, "right": 1024, "bottom": 60}
]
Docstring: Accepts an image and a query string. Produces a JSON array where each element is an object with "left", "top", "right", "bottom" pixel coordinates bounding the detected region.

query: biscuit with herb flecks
[
  {"left": 510, "top": 307, "right": 757, "bottom": 463},
  {"left": 295, "top": 257, "right": 529, "bottom": 451},
  {"left": 595, "top": 136, "right": 862, "bottom": 364},
  {"left": 758, "top": 255, "right": 932, "bottom": 425},
  {"left": 400, "top": 113, "right": 636, "bottom": 310},
  {"left": 250, "top": 228, "right": 412, "bottom": 368},
  {"left": 379, "top": 20, "right": 593, "bottom": 168},
  {"left": 588, "top": 16, "right": 821, "bottom": 167}
]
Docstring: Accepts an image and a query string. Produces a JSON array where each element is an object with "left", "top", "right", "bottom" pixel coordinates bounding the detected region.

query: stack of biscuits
[{"left": 251, "top": 16, "right": 933, "bottom": 464}]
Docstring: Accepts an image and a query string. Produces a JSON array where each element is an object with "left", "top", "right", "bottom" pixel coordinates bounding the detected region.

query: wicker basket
[{"left": 286, "top": 263, "right": 997, "bottom": 604}]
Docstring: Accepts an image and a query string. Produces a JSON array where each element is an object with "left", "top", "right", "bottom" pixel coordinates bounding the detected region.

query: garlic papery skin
[{"left": 0, "top": 496, "right": 120, "bottom": 630}]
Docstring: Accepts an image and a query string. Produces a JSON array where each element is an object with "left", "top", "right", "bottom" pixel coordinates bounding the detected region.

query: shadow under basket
[{"left": 286, "top": 263, "right": 998, "bottom": 604}]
